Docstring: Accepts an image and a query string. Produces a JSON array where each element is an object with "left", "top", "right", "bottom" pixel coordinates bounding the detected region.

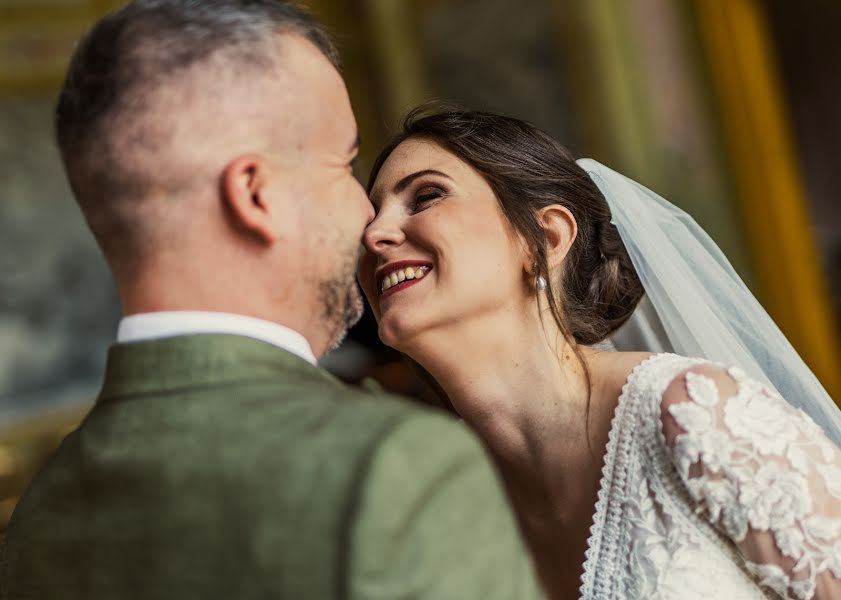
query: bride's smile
[{"left": 376, "top": 261, "right": 431, "bottom": 296}]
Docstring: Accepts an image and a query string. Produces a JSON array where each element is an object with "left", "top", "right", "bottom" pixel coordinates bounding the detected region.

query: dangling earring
[{"left": 535, "top": 275, "right": 547, "bottom": 291}]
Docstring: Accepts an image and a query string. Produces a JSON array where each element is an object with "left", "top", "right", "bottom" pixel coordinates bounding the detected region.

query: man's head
[{"left": 57, "top": 0, "right": 373, "bottom": 357}]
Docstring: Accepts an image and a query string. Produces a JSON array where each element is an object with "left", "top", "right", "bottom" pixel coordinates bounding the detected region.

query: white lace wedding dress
[{"left": 580, "top": 353, "right": 841, "bottom": 600}]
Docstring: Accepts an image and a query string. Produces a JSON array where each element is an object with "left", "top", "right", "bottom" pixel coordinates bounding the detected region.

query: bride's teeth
[{"left": 380, "top": 265, "right": 431, "bottom": 294}]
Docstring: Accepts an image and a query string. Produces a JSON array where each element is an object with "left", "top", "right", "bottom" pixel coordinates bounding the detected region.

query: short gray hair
[{"left": 56, "top": 0, "right": 338, "bottom": 213}]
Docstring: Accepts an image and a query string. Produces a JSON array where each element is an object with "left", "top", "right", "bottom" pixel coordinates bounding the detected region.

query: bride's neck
[{"left": 404, "top": 309, "right": 594, "bottom": 478}]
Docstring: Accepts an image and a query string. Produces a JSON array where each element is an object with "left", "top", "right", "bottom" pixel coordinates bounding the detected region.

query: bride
[{"left": 356, "top": 104, "right": 841, "bottom": 600}]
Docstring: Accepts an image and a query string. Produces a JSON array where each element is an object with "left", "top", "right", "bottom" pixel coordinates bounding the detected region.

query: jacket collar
[{"left": 98, "top": 334, "right": 338, "bottom": 402}]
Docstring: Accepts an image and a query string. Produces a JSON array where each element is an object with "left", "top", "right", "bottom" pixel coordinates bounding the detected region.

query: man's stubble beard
[{"left": 318, "top": 246, "right": 365, "bottom": 354}]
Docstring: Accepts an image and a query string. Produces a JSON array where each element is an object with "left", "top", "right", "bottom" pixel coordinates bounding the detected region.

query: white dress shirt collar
[{"left": 117, "top": 311, "right": 317, "bottom": 365}]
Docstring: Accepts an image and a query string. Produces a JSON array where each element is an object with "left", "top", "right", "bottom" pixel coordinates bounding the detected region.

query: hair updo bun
[
  {"left": 368, "top": 102, "right": 645, "bottom": 346},
  {"left": 563, "top": 211, "right": 645, "bottom": 344}
]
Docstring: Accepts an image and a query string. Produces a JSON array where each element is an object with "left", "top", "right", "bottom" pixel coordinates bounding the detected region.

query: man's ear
[
  {"left": 539, "top": 204, "right": 577, "bottom": 270},
  {"left": 221, "top": 154, "right": 277, "bottom": 245}
]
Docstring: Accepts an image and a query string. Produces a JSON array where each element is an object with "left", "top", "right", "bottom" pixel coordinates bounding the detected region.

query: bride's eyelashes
[{"left": 411, "top": 185, "right": 447, "bottom": 213}]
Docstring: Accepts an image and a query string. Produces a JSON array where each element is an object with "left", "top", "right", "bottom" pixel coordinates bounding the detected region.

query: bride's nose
[{"left": 362, "top": 210, "right": 406, "bottom": 254}]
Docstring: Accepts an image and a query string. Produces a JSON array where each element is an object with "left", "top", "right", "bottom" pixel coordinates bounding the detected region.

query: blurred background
[{"left": 1, "top": 0, "right": 840, "bottom": 538}]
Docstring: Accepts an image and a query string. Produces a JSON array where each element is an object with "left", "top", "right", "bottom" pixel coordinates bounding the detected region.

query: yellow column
[
  {"left": 551, "top": 0, "right": 658, "bottom": 184},
  {"left": 693, "top": 0, "right": 841, "bottom": 399},
  {"left": 363, "top": 0, "right": 427, "bottom": 126},
  {"left": 304, "top": 0, "right": 391, "bottom": 175}
]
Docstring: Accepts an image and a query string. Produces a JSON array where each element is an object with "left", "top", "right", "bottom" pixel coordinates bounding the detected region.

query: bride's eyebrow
[
  {"left": 393, "top": 169, "right": 452, "bottom": 194},
  {"left": 368, "top": 169, "right": 452, "bottom": 209}
]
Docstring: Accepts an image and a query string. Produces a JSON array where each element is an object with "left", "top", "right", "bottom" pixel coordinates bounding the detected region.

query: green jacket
[{"left": 0, "top": 334, "right": 541, "bottom": 599}]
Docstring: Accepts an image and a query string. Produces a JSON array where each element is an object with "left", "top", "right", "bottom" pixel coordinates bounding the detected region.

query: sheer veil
[{"left": 577, "top": 158, "right": 841, "bottom": 448}]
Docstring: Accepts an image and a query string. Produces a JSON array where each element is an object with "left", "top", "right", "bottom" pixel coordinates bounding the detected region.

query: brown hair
[{"left": 368, "top": 103, "right": 645, "bottom": 351}]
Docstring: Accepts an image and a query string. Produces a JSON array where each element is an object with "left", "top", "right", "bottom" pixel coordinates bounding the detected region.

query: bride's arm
[{"left": 659, "top": 365, "right": 841, "bottom": 600}]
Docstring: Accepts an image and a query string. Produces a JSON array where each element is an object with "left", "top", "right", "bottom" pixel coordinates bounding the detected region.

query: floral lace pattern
[
  {"left": 666, "top": 366, "right": 841, "bottom": 600},
  {"left": 579, "top": 353, "right": 841, "bottom": 600}
]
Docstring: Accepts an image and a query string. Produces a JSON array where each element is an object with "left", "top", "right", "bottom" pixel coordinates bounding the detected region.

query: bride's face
[{"left": 358, "top": 137, "right": 529, "bottom": 349}]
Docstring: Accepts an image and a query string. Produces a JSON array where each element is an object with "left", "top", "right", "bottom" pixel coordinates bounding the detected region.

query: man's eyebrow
[{"left": 393, "top": 169, "right": 452, "bottom": 194}]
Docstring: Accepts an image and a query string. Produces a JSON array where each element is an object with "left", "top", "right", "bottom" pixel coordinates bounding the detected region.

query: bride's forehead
[
  {"left": 398, "top": 136, "right": 455, "bottom": 159},
  {"left": 380, "top": 138, "right": 467, "bottom": 178}
]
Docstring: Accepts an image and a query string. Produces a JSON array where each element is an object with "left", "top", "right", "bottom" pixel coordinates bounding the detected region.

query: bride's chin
[
  {"left": 377, "top": 318, "right": 425, "bottom": 354},
  {"left": 377, "top": 320, "right": 406, "bottom": 351}
]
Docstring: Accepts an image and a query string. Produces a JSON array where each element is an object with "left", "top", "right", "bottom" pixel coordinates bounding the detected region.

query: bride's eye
[{"left": 412, "top": 186, "right": 444, "bottom": 212}]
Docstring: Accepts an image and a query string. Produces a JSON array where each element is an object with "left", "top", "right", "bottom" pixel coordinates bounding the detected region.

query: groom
[{"left": 0, "top": 2, "right": 541, "bottom": 599}]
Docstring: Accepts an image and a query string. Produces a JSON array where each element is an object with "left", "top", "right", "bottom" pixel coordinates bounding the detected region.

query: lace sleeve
[{"left": 659, "top": 365, "right": 841, "bottom": 600}]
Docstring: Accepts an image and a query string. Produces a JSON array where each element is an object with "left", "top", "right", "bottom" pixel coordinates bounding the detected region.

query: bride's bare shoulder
[
  {"left": 602, "top": 350, "right": 658, "bottom": 377},
  {"left": 587, "top": 349, "right": 658, "bottom": 397}
]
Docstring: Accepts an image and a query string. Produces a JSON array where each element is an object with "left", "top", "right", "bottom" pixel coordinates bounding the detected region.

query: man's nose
[{"left": 363, "top": 198, "right": 375, "bottom": 226}]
